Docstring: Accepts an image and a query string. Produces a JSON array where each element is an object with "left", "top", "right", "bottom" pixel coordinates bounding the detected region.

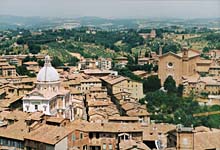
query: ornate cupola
[{"left": 36, "top": 55, "right": 60, "bottom": 91}]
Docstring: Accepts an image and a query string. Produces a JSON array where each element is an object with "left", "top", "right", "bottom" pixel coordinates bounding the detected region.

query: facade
[
  {"left": 100, "top": 75, "right": 144, "bottom": 100},
  {"left": 78, "top": 58, "right": 97, "bottom": 70},
  {"left": 158, "top": 48, "right": 201, "bottom": 85},
  {"left": 23, "top": 61, "right": 39, "bottom": 73},
  {"left": 68, "top": 122, "right": 146, "bottom": 150},
  {"left": 114, "top": 57, "right": 128, "bottom": 68},
  {"left": 168, "top": 125, "right": 220, "bottom": 150},
  {"left": 1, "top": 65, "right": 16, "bottom": 77},
  {"left": 183, "top": 76, "right": 220, "bottom": 104},
  {"left": 22, "top": 55, "right": 74, "bottom": 120},
  {"left": 97, "top": 57, "right": 112, "bottom": 70},
  {"left": 24, "top": 124, "right": 70, "bottom": 150}
]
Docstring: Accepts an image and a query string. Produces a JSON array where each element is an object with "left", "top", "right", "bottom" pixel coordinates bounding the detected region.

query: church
[
  {"left": 22, "top": 55, "right": 74, "bottom": 120},
  {"left": 158, "top": 48, "right": 201, "bottom": 86}
]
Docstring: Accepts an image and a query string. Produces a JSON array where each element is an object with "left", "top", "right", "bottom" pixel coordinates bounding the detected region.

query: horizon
[{"left": 0, "top": 0, "right": 220, "bottom": 19}]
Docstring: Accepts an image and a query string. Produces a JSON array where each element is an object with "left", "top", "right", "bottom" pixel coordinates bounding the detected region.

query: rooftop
[{"left": 24, "top": 124, "right": 71, "bottom": 145}]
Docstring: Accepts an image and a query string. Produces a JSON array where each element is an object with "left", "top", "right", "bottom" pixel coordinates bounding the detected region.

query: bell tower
[
  {"left": 182, "top": 47, "right": 189, "bottom": 61},
  {"left": 182, "top": 47, "right": 189, "bottom": 76}
]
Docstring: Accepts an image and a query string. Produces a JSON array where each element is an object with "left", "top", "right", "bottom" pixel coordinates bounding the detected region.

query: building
[
  {"left": 138, "top": 57, "right": 150, "bottom": 65},
  {"left": 78, "top": 58, "right": 97, "bottom": 70},
  {"left": 158, "top": 48, "right": 201, "bottom": 85},
  {"left": 183, "top": 75, "right": 220, "bottom": 103},
  {"left": 1, "top": 65, "right": 16, "bottom": 77},
  {"left": 100, "top": 75, "right": 144, "bottom": 100},
  {"left": 97, "top": 57, "right": 112, "bottom": 70},
  {"left": 82, "top": 69, "right": 118, "bottom": 77},
  {"left": 23, "top": 61, "right": 39, "bottom": 73},
  {"left": 68, "top": 122, "right": 148, "bottom": 150},
  {"left": 22, "top": 55, "right": 74, "bottom": 120},
  {"left": 114, "top": 57, "right": 128, "bottom": 68},
  {"left": 167, "top": 125, "right": 220, "bottom": 150},
  {"left": 24, "top": 124, "right": 71, "bottom": 150},
  {"left": 139, "top": 29, "right": 157, "bottom": 39}
]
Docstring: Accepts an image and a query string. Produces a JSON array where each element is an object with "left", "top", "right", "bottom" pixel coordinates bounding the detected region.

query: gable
[{"left": 28, "top": 91, "right": 44, "bottom": 98}]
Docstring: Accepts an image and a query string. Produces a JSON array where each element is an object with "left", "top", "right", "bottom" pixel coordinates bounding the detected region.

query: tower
[
  {"left": 159, "top": 46, "right": 163, "bottom": 56},
  {"left": 182, "top": 47, "right": 189, "bottom": 76},
  {"left": 182, "top": 47, "right": 189, "bottom": 61}
]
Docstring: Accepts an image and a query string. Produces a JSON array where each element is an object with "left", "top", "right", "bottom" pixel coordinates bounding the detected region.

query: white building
[{"left": 23, "top": 55, "right": 74, "bottom": 120}]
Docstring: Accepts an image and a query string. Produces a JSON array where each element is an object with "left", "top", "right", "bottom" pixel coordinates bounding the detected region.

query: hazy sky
[{"left": 0, "top": 0, "right": 219, "bottom": 19}]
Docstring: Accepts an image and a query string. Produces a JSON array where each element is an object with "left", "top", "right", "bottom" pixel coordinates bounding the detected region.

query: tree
[
  {"left": 164, "top": 75, "right": 176, "bottom": 93},
  {"left": 177, "top": 84, "right": 184, "bottom": 97},
  {"left": 153, "top": 65, "right": 158, "bottom": 72},
  {"left": 143, "top": 75, "right": 161, "bottom": 93},
  {"left": 28, "top": 44, "right": 41, "bottom": 54},
  {"left": 51, "top": 56, "right": 64, "bottom": 67},
  {"left": 16, "top": 65, "right": 36, "bottom": 77},
  {"left": 68, "top": 57, "right": 79, "bottom": 66},
  {"left": 17, "top": 38, "right": 25, "bottom": 45},
  {"left": 203, "top": 47, "right": 209, "bottom": 53}
]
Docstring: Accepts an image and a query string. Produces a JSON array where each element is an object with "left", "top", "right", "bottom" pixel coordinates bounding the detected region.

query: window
[
  {"left": 72, "top": 134, "right": 76, "bottom": 141},
  {"left": 35, "top": 105, "right": 38, "bottom": 110},
  {"left": 95, "top": 133, "right": 100, "bottom": 139},
  {"left": 26, "top": 105, "right": 29, "bottom": 111},
  {"left": 89, "top": 133, "right": 93, "bottom": 139},
  {"left": 80, "top": 132, "right": 83, "bottom": 139},
  {"left": 43, "top": 106, "right": 47, "bottom": 111},
  {"left": 109, "top": 144, "right": 113, "bottom": 150},
  {"left": 8, "top": 71, "right": 12, "bottom": 76},
  {"left": 103, "top": 143, "right": 106, "bottom": 150}
]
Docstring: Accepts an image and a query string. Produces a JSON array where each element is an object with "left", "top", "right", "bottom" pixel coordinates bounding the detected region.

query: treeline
[{"left": 16, "top": 28, "right": 144, "bottom": 54}]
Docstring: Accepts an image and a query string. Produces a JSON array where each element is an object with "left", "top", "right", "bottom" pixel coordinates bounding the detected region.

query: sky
[{"left": 0, "top": 0, "right": 219, "bottom": 19}]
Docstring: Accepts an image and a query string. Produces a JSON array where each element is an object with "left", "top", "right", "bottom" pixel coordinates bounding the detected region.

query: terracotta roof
[
  {"left": 199, "top": 76, "right": 220, "bottom": 86},
  {"left": 87, "top": 100, "right": 110, "bottom": 107},
  {"left": 108, "top": 116, "right": 139, "bottom": 121},
  {"left": 138, "top": 57, "right": 150, "bottom": 61},
  {"left": 0, "top": 110, "right": 28, "bottom": 121},
  {"left": 176, "top": 49, "right": 201, "bottom": 58},
  {"left": 114, "top": 56, "right": 128, "bottom": 60},
  {"left": 101, "top": 75, "right": 127, "bottom": 85},
  {"left": 23, "top": 61, "right": 38, "bottom": 65},
  {"left": 81, "top": 76, "right": 101, "bottom": 83},
  {"left": 193, "top": 126, "right": 220, "bottom": 149},
  {"left": 46, "top": 116, "right": 66, "bottom": 123},
  {"left": 142, "top": 124, "right": 176, "bottom": 141},
  {"left": 77, "top": 122, "right": 143, "bottom": 133},
  {"left": 133, "top": 70, "right": 147, "bottom": 76},
  {"left": 83, "top": 69, "right": 115, "bottom": 75},
  {"left": 119, "top": 140, "right": 151, "bottom": 150},
  {"left": 196, "top": 59, "right": 213, "bottom": 64},
  {"left": 24, "top": 124, "right": 71, "bottom": 145},
  {"left": 1, "top": 65, "right": 16, "bottom": 69},
  {"left": 0, "top": 120, "right": 29, "bottom": 141},
  {"left": 0, "top": 95, "right": 23, "bottom": 108},
  {"left": 26, "top": 111, "right": 44, "bottom": 121}
]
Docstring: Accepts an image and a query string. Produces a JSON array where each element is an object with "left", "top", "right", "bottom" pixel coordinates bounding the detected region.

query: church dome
[{"left": 37, "top": 55, "right": 60, "bottom": 82}]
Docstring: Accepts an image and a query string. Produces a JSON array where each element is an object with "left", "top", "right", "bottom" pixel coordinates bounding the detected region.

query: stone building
[
  {"left": 22, "top": 56, "right": 74, "bottom": 120},
  {"left": 158, "top": 48, "right": 201, "bottom": 85},
  {"left": 100, "top": 75, "right": 144, "bottom": 100}
]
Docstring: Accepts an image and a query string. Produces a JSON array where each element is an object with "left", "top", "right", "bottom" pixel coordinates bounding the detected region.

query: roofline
[{"left": 159, "top": 51, "right": 182, "bottom": 59}]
